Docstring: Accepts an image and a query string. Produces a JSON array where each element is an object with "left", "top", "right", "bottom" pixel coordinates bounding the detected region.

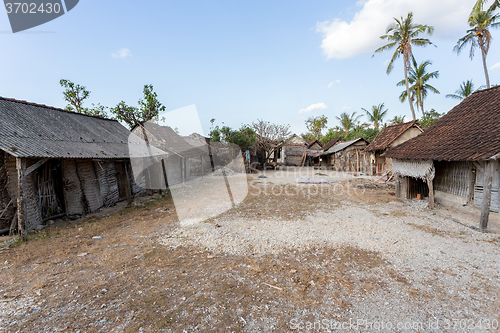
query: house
[
  {"left": 0, "top": 97, "right": 149, "bottom": 236},
  {"left": 307, "top": 139, "right": 323, "bottom": 150},
  {"left": 282, "top": 134, "right": 308, "bottom": 167},
  {"left": 131, "top": 122, "right": 210, "bottom": 186},
  {"left": 365, "top": 121, "right": 423, "bottom": 175},
  {"left": 324, "top": 138, "right": 369, "bottom": 172},
  {"left": 384, "top": 86, "right": 500, "bottom": 229},
  {"left": 322, "top": 138, "right": 341, "bottom": 152}
]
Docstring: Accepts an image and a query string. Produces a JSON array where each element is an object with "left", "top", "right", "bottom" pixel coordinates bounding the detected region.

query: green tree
[
  {"left": 110, "top": 85, "right": 165, "bottom": 129},
  {"left": 397, "top": 58, "right": 440, "bottom": 117},
  {"left": 446, "top": 80, "right": 478, "bottom": 100},
  {"left": 389, "top": 115, "right": 406, "bottom": 125},
  {"left": 60, "top": 79, "right": 90, "bottom": 114},
  {"left": 336, "top": 112, "right": 361, "bottom": 135},
  {"left": 209, "top": 122, "right": 256, "bottom": 147},
  {"left": 472, "top": 0, "right": 499, "bottom": 14},
  {"left": 362, "top": 103, "right": 388, "bottom": 130},
  {"left": 305, "top": 115, "right": 328, "bottom": 140},
  {"left": 420, "top": 109, "right": 444, "bottom": 128},
  {"left": 375, "top": 13, "right": 434, "bottom": 121},
  {"left": 454, "top": 7, "right": 499, "bottom": 88}
]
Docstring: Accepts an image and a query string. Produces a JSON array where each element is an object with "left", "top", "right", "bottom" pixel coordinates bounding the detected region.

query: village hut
[
  {"left": 0, "top": 97, "right": 149, "bottom": 236},
  {"left": 365, "top": 121, "right": 423, "bottom": 175},
  {"left": 384, "top": 86, "right": 500, "bottom": 229},
  {"left": 324, "top": 138, "right": 369, "bottom": 172},
  {"left": 282, "top": 134, "right": 307, "bottom": 166},
  {"left": 131, "top": 122, "right": 210, "bottom": 186}
]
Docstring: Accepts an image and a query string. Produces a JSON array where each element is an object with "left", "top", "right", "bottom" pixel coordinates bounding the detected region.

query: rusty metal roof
[
  {"left": 365, "top": 121, "right": 422, "bottom": 152},
  {"left": 0, "top": 97, "right": 152, "bottom": 159},
  {"left": 384, "top": 86, "right": 500, "bottom": 161}
]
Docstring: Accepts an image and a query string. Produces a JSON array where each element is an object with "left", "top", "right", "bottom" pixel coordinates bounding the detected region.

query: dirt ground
[{"left": 1, "top": 170, "right": 499, "bottom": 332}]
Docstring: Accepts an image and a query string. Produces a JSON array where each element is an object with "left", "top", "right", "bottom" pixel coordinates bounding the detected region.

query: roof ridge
[{"left": 0, "top": 96, "right": 117, "bottom": 122}]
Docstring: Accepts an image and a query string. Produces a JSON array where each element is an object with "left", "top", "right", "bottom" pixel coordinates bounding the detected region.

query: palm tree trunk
[
  {"left": 404, "top": 55, "right": 417, "bottom": 120},
  {"left": 479, "top": 38, "right": 490, "bottom": 89}
]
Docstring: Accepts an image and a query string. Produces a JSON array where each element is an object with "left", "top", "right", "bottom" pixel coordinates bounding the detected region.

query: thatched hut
[
  {"left": 384, "top": 86, "right": 500, "bottom": 230},
  {"left": 0, "top": 97, "right": 147, "bottom": 236}
]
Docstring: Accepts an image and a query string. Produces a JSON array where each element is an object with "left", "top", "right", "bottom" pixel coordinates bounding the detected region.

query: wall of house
[
  {"left": 309, "top": 142, "right": 322, "bottom": 150},
  {"left": 283, "top": 145, "right": 306, "bottom": 166},
  {"left": 94, "top": 161, "right": 119, "bottom": 207},
  {"left": 0, "top": 154, "right": 15, "bottom": 229},
  {"left": 474, "top": 160, "right": 499, "bottom": 213},
  {"left": 330, "top": 147, "right": 370, "bottom": 172},
  {"left": 389, "top": 127, "right": 423, "bottom": 148}
]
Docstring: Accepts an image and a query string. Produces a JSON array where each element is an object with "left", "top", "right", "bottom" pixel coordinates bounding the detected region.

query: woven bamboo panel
[
  {"left": 77, "top": 160, "right": 103, "bottom": 213},
  {"left": 25, "top": 172, "right": 42, "bottom": 230},
  {"left": 62, "top": 159, "right": 84, "bottom": 215},
  {"left": 94, "top": 161, "right": 119, "bottom": 207}
]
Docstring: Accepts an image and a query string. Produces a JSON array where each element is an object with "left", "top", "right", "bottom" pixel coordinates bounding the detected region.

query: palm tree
[
  {"left": 336, "top": 112, "right": 361, "bottom": 134},
  {"left": 389, "top": 115, "right": 406, "bottom": 125},
  {"left": 446, "top": 80, "right": 479, "bottom": 100},
  {"left": 362, "top": 103, "right": 388, "bottom": 130},
  {"left": 472, "top": 0, "right": 499, "bottom": 13},
  {"left": 375, "top": 13, "right": 434, "bottom": 121},
  {"left": 397, "top": 58, "right": 440, "bottom": 117},
  {"left": 454, "top": 7, "right": 499, "bottom": 89}
]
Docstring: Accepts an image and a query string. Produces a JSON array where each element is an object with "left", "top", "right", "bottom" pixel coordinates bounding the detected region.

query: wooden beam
[
  {"left": 473, "top": 161, "right": 484, "bottom": 173},
  {"left": 480, "top": 160, "right": 494, "bottom": 230},
  {"left": 427, "top": 176, "right": 435, "bottom": 209},
  {"left": 123, "top": 162, "right": 133, "bottom": 206},
  {"left": 467, "top": 166, "right": 476, "bottom": 205},
  {"left": 16, "top": 157, "right": 27, "bottom": 240},
  {"left": 161, "top": 159, "right": 169, "bottom": 190},
  {"left": 25, "top": 158, "right": 49, "bottom": 176}
]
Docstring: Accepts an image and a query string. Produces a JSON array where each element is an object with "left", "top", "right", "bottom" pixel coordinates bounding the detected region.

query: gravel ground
[{"left": 160, "top": 169, "right": 500, "bottom": 331}]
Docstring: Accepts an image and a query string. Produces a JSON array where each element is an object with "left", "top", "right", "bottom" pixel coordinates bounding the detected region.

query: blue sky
[{"left": 0, "top": 0, "right": 499, "bottom": 136}]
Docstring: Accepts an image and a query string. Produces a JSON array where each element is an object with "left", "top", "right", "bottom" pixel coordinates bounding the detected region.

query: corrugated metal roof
[
  {"left": 327, "top": 138, "right": 367, "bottom": 153},
  {"left": 384, "top": 86, "right": 500, "bottom": 161},
  {"left": 0, "top": 97, "right": 162, "bottom": 159}
]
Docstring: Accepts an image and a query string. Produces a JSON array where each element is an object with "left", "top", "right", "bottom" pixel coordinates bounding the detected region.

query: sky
[{"left": 0, "top": 0, "right": 499, "bottom": 136}]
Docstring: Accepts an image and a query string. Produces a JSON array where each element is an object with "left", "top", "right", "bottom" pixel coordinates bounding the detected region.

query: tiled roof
[
  {"left": 307, "top": 139, "right": 323, "bottom": 149},
  {"left": 365, "top": 121, "right": 422, "bottom": 152},
  {"left": 0, "top": 97, "right": 148, "bottom": 159},
  {"left": 322, "top": 138, "right": 341, "bottom": 151},
  {"left": 384, "top": 86, "right": 500, "bottom": 161}
]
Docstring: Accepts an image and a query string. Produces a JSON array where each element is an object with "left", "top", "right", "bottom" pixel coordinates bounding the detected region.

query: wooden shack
[
  {"left": 324, "top": 138, "right": 369, "bottom": 172},
  {"left": 384, "top": 86, "right": 500, "bottom": 230},
  {"left": 365, "top": 121, "right": 423, "bottom": 175},
  {"left": 282, "top": 134, "right": 307, "bottom": 166},
  {"left": 0, "top": 97, "right": 147, "bottom": 236},
  {"left": 131, "top": 122, "right": 209, "bottom": 187}
]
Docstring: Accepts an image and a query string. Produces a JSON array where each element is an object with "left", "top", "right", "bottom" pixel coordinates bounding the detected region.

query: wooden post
[
  {"left": 467, "top": 165, "right": 476, "bottom": 205},
  {"left": 480, "top": 160, "right": 494, "bottom": 230},
  {"left": 123, "top": 162, "right": 133, "bottom": 206},
  {"left": 427, "top": 176, "right": 434, "bottom": 209},
  {"left": 16, "top": 157, "right": 27, "bottom": 240},
  {"left": 161, "top": 159, "right": 169, "bottom": 190}
]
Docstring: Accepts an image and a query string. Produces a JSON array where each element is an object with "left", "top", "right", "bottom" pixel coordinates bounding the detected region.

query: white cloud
[
  {"left": 490, "top": 62, "right": 500, "bottom": 70},
  {"left": 316, "top": 0, "right": 474, "bottom": 59},
  {"left": 298, "top": 102, "right": 328, "bottom": 114},
  {"left": 112, "top": 48, "right": 132, "bottom": 58},
  {"left": 327, "top": 80, "right": 341, "bottom": 88}
]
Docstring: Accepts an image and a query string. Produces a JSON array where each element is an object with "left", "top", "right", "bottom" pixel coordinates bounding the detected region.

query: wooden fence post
[
  {"left": 16, "top": 157, "right": 27, "bottom": 241},
  {"left": 480, "top": 160, "right": 494, "bottom": 230}
]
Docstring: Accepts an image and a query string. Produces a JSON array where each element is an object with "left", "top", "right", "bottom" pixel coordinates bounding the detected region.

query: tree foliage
[
  {"left": 455, "top": 6, "right": 499, "bottom": 88},
  {"left": 375, "top": 12, "right": 434, "bottom": 121},
  {"left": 362, "top": 103, "right": 388, "bottom": 130},
  {"left": 252, "top": 120, "right": 291, "bottom": 160},
  {"left": 389, "top": 115, "right": 406, "bottom": 125},
  {"left": 336, "top": 112, "right": 361, "bottom": 135},
  {"left": 397, "top": 58, "right": 440, "bottom": 116},
  {"left": 419, "top": 109, "right": 444, "bottom": 128},
  {"left": 59, "top": 79, "right": 108, "bottom": 117},
  {"left": 110, "top": 85, "right": 165, "bottom": 129},
  {"left": 209, "top": 121, "right": 256, "bottom": 147},
  {"left": 304, "top": 115, "right": 328, "bottom": 140},
  {"left": 446, "top": 80, "right": 479, "bottom": 100}
]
